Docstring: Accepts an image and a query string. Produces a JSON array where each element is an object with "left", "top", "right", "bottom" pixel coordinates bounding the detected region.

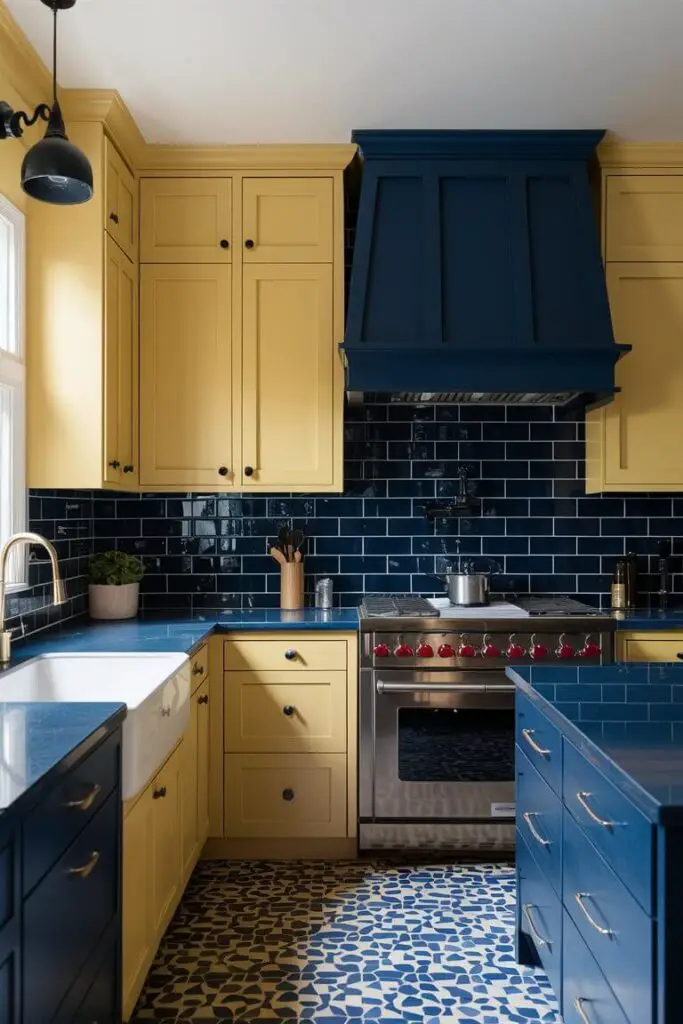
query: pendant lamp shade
[{"left": 21, "top": 102, "right": 93, "bottom": 205}]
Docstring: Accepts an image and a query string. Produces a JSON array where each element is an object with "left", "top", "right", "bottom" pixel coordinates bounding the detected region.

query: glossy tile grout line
[{"left": 131, "top": 860, "right": 561, "bottom": 1023}]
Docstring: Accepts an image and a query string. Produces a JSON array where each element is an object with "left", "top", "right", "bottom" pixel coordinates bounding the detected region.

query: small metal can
[{"left": 315, "top": 577, "right": 334, "bottom": 609}]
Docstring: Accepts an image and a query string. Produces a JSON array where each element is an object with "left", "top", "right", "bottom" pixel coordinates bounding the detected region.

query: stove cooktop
[{"left": 359, "top": 594, "right": 608, "bottom": 619}]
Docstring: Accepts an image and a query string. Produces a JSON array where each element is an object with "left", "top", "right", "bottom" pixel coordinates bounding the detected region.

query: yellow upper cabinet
[
  {"left": 140, "top": 263, "right": 235, "bottom": 489},
  {"left": 104, "top": 235, "right": 139, "bottom": 488},
  {"left": 241, "top": 263, "right": 339, "bottom": 489},
  {"left": 587, "top": 263, "right": 683, "bottom": 491},
  {"left": 606, "top": 176, "right": 683, "bottom": 261},
  {"left": 105, "top": 137, "right": 138, "bottom": 262},
  {"left": 242, "top": 178, "right": 333, "bottom": 262},
  {"left": 141, "top": 179, "right": 233, "bottom": 262}
]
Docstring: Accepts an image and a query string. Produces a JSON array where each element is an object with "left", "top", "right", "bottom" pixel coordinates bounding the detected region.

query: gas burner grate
[{"left": 360, "top": 594, "right": 438, "bottom": 618}]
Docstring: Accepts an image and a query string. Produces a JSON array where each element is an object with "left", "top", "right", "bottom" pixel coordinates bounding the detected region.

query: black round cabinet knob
[
  {"left": 283, "top": 705, "right": 295, "bottom": 717},
  {"left": 109, "top": 212, "right": 119, "bottom": 224},
  {"left": 282, "top": 788, "right": 295, "bottom": 802},
  {"left": 284, "top": 649, "right": 297, "bottom": 661},
  {"left": 244, "top": 466, "right": 254, "bottom": 477},
  {"left": 220, "top": 239, "right": 230, "bottom": 249},
  {"left": 245, "top": 239, "right": 255, "bottom": 249},
  {"left": 218, "top": 466, "right": 229, "bottom": 476}
]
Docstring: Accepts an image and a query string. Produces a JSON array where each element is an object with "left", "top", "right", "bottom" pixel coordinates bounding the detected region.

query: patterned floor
[{"left": 131, "top": 860, "right": 562, "bottom": 1023}]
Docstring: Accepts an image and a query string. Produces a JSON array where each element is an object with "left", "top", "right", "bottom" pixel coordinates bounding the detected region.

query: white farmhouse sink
[{"left": 0, "top": 653, "right": 190, "bottom": 799}]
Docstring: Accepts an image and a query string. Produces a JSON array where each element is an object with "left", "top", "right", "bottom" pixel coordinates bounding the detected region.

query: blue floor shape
[{"left": 132, "top": 860, "right": 562, "bottom": 1022}]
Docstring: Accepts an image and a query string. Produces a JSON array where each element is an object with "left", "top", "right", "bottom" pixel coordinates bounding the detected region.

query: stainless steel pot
[{"left": 432, "top": 571, "right": 491, "bottom": 607}]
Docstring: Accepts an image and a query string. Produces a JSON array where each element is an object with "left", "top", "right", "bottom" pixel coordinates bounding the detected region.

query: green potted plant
[{"left": 88, "top": 550, "right": 144, "bottom": 620}]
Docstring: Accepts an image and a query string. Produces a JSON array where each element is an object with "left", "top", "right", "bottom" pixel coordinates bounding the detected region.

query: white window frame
[{"left": 0, "top": 193, "right": 26, "bottom": 590}]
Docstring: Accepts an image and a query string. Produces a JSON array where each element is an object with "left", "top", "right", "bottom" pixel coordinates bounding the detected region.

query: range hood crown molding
[{"left": 342, "top": 129, "right": 629, "bottom": 405}]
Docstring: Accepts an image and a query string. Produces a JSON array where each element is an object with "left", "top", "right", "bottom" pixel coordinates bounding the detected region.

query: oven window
[{"left": 398, "top": 708, "right": 515, "bottom": 783}]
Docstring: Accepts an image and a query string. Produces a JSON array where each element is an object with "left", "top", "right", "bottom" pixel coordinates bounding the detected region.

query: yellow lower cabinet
[
  {"left": 180, "top": 694, "right": 199, "bottom": 881},
  {"left": 150, "top": 743, "right": 184, "bottom": 940},
  {"left": 224, "top": 753, "right": 347, "bottom": 838},
  {"left": 224, "top": 671, "right": 347, "bottom": 753},
  {"left": 122, "top": 786, "right": 154, "bottom": 1021},
  {"left": 197, "top": 677, "right": 211, "bottom": 845},
  {"left": 618, "top": 632, "right": 683, "bottom": 662}
]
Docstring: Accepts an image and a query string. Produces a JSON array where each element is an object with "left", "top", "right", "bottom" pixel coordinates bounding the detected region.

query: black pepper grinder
[
  {"left": 658, "top": 540, "right": 671, "bottom": 611},
  {"left": 624, "top": 551, "right": 638, "bottom": 608}
]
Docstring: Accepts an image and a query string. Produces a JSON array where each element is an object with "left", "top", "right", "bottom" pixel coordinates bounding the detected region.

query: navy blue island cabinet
[
  {"left": 0, "top": 702, "right": 124, "bottom": 1023},
  {"left": 510, "top": 663, "right": 683, "bottom": 1024}
]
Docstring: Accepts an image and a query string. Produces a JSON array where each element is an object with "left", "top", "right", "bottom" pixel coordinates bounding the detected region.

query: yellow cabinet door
[
  {"left": 141, "top": 179, "right": 232, "bottom": 262},
  {"left": 104, "top": 235, "right": 138, "bottom": 488},
  {"left": 241, "top": 263, "right": 339, "bottom": 489},
  {"left": 122, "top": 789, "right": 154, "bottom": 1021},
  {"left": 140, "top": 264, "right": 235, "bottom": 487},
  {"left": 242, "top": 178, "right": 333, "bottom": 262},
  {"left": 180, "top": 695, "right": 199, "bottom": 880},
  {"left": 105, "top": 138, "right": 137, "bottom": 262},
  {"left": 586, "top": 263, "right": 683, "bottom": 491},
  {"left": 196, "top": 678, "right": 210, "bottom": 845},
  {"left": 606, "top": 176, "right": 683, "bottom": 261},
  {"left": 619, "top": 634, "right": 683, "bottom": 662},
  {"left": 150, "top": 744, "right": 183, "bottom": 938}
]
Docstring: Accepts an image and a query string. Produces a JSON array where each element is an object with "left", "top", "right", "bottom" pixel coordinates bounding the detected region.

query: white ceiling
[{"left": 6, "top": 0, "right": 683, "bottom": 144}]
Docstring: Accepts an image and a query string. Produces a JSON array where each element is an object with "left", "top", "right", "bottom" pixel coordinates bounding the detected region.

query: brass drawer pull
[
  {"left": 67, "top": 850, "right": 100, "bottom": 879},
  {"left": 522, "top": 903, "right": 550, "bottom": 947},
  {"left": 66, "top": 783, "right": 101, "bottom": 811},
  {"left": 522, "top": 811, "right": 551, "bottom": 847},
  {"left": 574, "top": 997, "right": 593, "bottom": 1024},
  {"left": 575, "top": 892, "right": 613, "bottom": 936},
  {"left": 521, "top": 728, "right": 551, "bottom": 758},
  {"left": 576, "top": 791, "right": 615, "bottom": 828}
]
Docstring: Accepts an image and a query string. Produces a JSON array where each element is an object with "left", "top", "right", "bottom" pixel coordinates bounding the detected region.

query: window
[{"left": 0, "top": 194, "right": 26, "bottom": 587}]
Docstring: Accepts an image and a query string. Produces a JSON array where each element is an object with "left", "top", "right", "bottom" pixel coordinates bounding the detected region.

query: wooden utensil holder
[{"left": 280, "top": 562, "right": 304, "bottom": 610}]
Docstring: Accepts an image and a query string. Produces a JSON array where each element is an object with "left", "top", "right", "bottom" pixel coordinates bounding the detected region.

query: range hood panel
[{"left": 343, "top": 130, "right": 629, "bottom": 401}]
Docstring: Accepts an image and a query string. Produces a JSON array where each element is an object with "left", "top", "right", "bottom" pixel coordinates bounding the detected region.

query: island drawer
[
  {"left": 23, "top": 731, "right": 120, "bottom": 896},
  {"left": 224, "top": 672, "right": 347, "bottom": 753},
  {"left": 517, "top": 830, "right": 562, "bottom": 997},
  {"left": 516, "top": 692, "right": 562, "bottom": 796},
  {"left": 563, "top": 809, "right": 653, "bottom": 1024},
  {"left": 190, "top": 643, "right": 208, "bottom": 691},
  {"left": 563, "top": 739, "right": 653, "bottom": 914},
  {"left": 224, "top": 638, "right": 347, "bottom": 672},
  {"left": 516, "top": 746, "right": 562, "bottom": 896},
  {"left": 563, "top": 910, "right": 630, "bottom": 1024},
  {"left": 23, "top": 790, "right": 119, "bottom": 1023}
]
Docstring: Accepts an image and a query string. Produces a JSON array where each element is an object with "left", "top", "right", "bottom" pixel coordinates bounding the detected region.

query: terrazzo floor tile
[{"left": 131, "top": 860, "right": 563, "bottom": 1023}]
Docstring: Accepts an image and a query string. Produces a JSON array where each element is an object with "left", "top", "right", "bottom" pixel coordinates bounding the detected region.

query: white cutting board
[{"left": 428, "top": 597, "right": 530, "bottom": 618}]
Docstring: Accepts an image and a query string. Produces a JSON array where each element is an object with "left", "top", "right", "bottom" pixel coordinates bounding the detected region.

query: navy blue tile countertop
[
  {"left": 508, "top": 662, "right": 683, "bottom": 824},
  {"left": 6, "top": 609, "right": 359, "bottom": 667},
  {"left": 614, "top": 607, "right": 683, "bottom": 630},
  {"left": 0, "top": 701, "right": 125, "bottom": 817}
]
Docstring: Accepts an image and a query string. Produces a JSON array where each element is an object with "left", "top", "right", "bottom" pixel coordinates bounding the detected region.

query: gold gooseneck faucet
[{"left": 0, "top": 532, "right": 66, "bottom": 665}]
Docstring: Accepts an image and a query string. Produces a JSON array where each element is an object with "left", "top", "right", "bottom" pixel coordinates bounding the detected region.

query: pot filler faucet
[{"left": 0, "top": 532, "right": 66, "bottom": 665}]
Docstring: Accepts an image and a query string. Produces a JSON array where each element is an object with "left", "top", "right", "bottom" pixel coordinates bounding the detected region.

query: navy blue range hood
[{"left": 342, "top": 130, "right": 630, "bottom": 405}]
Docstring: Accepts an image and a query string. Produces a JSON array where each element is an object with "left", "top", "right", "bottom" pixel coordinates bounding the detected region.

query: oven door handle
[{"left": 375, "top": 681, "right": 514, "bottom": 694}]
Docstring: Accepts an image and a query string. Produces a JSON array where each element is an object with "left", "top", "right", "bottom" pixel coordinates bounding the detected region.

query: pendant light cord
[{"left": 52, "top": 1, "right": 58, "bottom": 107}]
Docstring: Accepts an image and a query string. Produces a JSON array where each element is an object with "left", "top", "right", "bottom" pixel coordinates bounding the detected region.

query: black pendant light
[{"left": 0, "top": 0, "right": 93, "bottom": 205}]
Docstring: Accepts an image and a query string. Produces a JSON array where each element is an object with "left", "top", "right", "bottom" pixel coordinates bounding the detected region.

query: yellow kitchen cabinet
[
  {"left": 104, "top": 235, "right": 138, "bottom": 487},
  {"left": 150, "top": 743, "right": 184, "bottom": 939},
  {"left": 617, "top": 632, "right": 683, "bottom": 662},
  {"left": 141, "top": 178, "right": 233, "bottom": 262},
  {"left": 224, "top": 637, "right": 348, "bottom": 672},
  {"left": 27, "top": 120, "right": 140, "bottom": 489},
  {"left": 139, "top": 263, "right": 235, "bottom": 488},
  {"left": 241, "top": 263, "right": 339, "bottom": 489},
  {"left": 586, "top": 263, "right": 683, "bottom": 491},
  {"left": 605, "top": 175, "right": 683, "bottom": 262},
  {"left": 224, "top": 752, "right": 347, "bottom": 838},
  {"left": 122, "top": 784, "right": 154, "bottom": 1021},
  {"left": 105, "top": 136, "right": 138, "bottom": 262},
  {"left": 242, "top": 177, "right": 333, "bottom": 262},
  {"left": 197, "top": 678, "right": 211, "bottom": 845},
  {"left": 180, "top": 693, "right": 199, "bottom": 881}
]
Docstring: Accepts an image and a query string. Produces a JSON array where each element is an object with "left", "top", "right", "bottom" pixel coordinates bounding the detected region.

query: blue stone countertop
[
  {"left": 508, "top": 662, "right": 683, "bottom": 824},
  {"left": 6, "top": 608, "right": 359, "bottom": 667},
  {"left": 0, "top": 701, "right": 125, "bottom": 818},
  {"left": 614, "top": 607, "right": 683, "bottom": 630}
]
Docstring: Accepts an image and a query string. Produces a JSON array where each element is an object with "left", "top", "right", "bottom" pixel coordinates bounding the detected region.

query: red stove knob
[
  {"left": 556, "top": 633, "right": 574, "bottom": 659},
  {"left": 481, "top": 633, "right": 501, "bottom": 658},
  {"left": 416, "top": 642, "right": 434, "bottom": 658},
  {"left": 530, "top": 634, "right": 549, "bottom": 660},
  {"left": 579, "top": 636, "right": 602, "bottom": 658},
  {"left": 438, "top": 643, "right": 455, "bottom": 658},
  {"left": 373, "top": 642, "right": 390, "bottom": 658},
  {"left": 458, "top": 642, "right": 476, "bottom": 658},
  {"left": 395, "top": 643, "right": 414, "bottom": 658},
  {"left": 506, "top": 634, "right": 526, "bottom": 659}
]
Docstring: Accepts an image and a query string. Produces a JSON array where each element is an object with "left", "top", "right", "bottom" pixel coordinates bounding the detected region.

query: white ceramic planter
[{"left": 89, "top": 582, "right": 140, "bottom": 620}]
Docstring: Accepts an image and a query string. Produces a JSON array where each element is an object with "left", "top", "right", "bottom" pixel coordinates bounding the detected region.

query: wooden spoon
[{"left": 270, "top": 546, "right": 287, "bottom": 566}]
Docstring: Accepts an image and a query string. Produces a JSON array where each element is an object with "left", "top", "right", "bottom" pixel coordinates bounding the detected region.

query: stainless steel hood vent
[
  {"left": 341, "top": 130, "right": 630, "bottom": 403},
  {"left": 347, "top": 391, "right": 583, "bottom": 406}
]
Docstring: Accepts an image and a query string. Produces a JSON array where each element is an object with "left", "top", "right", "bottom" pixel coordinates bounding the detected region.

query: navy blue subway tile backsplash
[{"left": 41, "top": 400, "right": 679, "bottom": 614}]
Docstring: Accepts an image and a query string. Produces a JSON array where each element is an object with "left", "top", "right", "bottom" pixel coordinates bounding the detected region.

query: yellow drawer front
[
  {"left": 224, "top": 672, "right": 347, "bottom": 753},
  {"left": 224, "top": 639, "right": 347, "bottom": 672},
  {"left": 621, "top": 638, "right": 683, "bottom": 662},
  {"left": 224, "top": 753, "right": 347, "bottom": 838}
]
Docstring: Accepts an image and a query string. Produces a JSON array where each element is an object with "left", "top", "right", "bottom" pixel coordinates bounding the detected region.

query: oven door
[{"left": 372, "top": 671, "right": 515, "bottom": 822}]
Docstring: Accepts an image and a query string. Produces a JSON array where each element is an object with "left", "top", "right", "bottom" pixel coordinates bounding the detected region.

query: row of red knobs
[{"left": 373, "top": 640, "right": 601, "bottom": 659}]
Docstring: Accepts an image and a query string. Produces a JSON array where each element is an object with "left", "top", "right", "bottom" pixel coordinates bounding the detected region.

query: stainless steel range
[{"left": 359, "top": 594, "right": 615, "bottom": 852}]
